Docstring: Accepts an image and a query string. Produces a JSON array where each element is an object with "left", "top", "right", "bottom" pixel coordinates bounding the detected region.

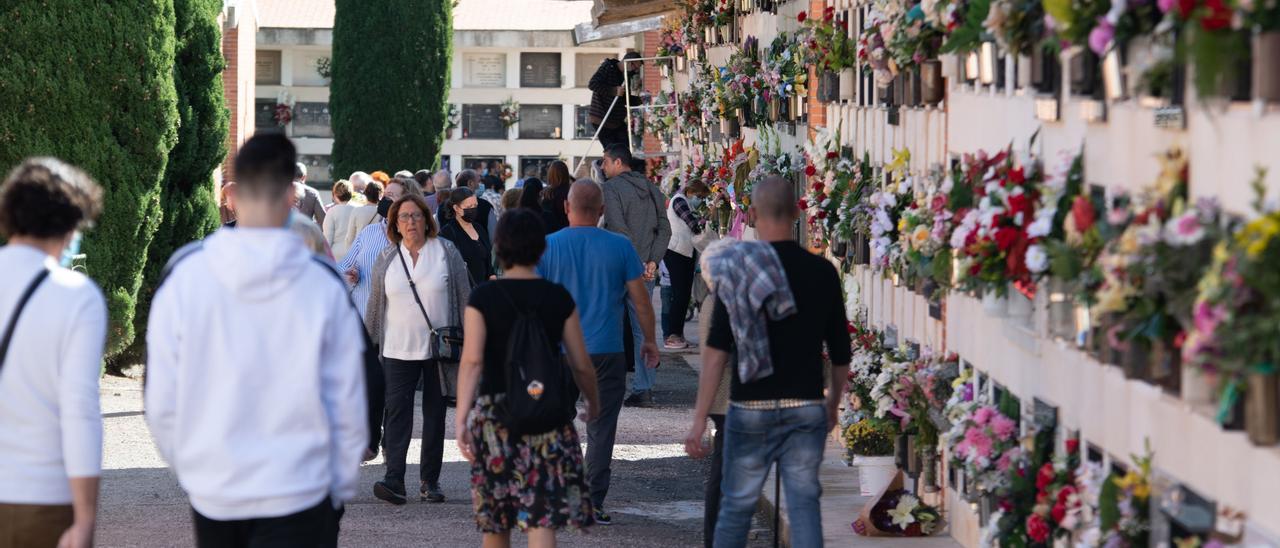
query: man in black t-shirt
[{"left": 684, "top": 176, "right": 851, "bottom": 548}]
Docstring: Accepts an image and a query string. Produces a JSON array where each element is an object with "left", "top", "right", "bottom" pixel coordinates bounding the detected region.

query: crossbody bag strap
[
  {"left": 0, "top": 268, "right": 51, "bottom": 375},
  {"left": 395, "top": 245, "right": 436, "bottom": 332}
]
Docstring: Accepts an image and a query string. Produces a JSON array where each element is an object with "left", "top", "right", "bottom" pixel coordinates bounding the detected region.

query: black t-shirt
[
  {"left": 467, "top": 279, "right": 576, "bottom": 396},
  {"left": 440, "top": 220, "right": 493, "bottom": 283},
  {"left": 706, "top": 241, "right": 852, "bottom": 401}
]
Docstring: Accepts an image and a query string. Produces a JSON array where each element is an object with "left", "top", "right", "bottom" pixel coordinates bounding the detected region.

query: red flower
[
  {"left": 813, "top": 182, "right": 825, "bottom": 193},
  {"left": 1201, "top": 0, "right": 1232, "bottom": 30},
  {"left": 1036, "top": 462, "right": 1056, "bottom": 491},
  {"left": 847, "top": 322, "right": 856, "bottom": 333},
  {"left": 1174, "top": 330, "right": 1187, "bottom": 349},
  {"left": 1071, "top": 196, "right": 1096, "bottom": 232},
  {"left": 1065, "top": 438, "right": 1079, "bottom": 455},
  {"left": 824, "top": 6, "right": 835, "bottom": 21},
  {"left": 817, "top": 210, "right": 828, "bottom": 219},
  {"left": 826, "top": 151, "right": 838, "bottom": 160},
  {"left": 804, "top": 165, "right": 817, "bottom": 176},
  {"left": 798, "top": 199, "right": 809, "bottom": 210},
  {"left": 1006, "top": 193, "right": 1033, "bottom": 222},
  {"left": 1007, "top": 166, "right": 1026, "bottom": 186},
  {"left": 797, "top": 10, "right": 807, "bottom": 22},
  {"left": 1026, "top": 514, "right": 1051, "bottom": 542},
  {"left": 994, "top": 227, "right": 1021, "bottom": 252},
  {"left": 1051, "top": 502, "right": 1067, "bottom": 525},
  {"left": 1057, "top": 485, "right": 1077, "bottom": 506},
  {"left": 1177, "top": 0, "right": 1196, "bottom": 17}
]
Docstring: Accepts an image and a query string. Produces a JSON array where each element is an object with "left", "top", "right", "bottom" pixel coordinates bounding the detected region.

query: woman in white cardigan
[
  {"left": 662, "top": 180, "right": 711, "bottom": 350},
  {"left": 0, "top": 158, "right": 107, "bottom": 548}
]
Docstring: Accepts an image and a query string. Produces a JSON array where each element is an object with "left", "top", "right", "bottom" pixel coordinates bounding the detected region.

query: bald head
[
  {"left": 753, "top": 175, "right": 799, "bottom": 222},
  {"left": 566, "top": 179, "right": 604, "bottom": 226}
]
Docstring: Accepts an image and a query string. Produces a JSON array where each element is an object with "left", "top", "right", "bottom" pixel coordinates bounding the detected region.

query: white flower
[
  {"left": 1027, "top": 210, "right": 1054, "bottom": 238},
  {"left": 888, "top": 494, "right": 919, "bottom": 529},
  {"left": 1026, "top": 244, "right": 1048, "bottom": 273},
  {"left": 1164, "top": 210, "right": 1207, "bottom": 246}
]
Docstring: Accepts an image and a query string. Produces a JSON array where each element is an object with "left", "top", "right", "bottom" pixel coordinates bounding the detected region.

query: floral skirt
[{"left": 469, "top": 395, "right": 594, "bottom": 533}]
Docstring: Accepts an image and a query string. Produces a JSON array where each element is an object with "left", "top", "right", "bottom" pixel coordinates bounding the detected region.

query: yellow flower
[
  {"left": 911, "top": 225, "right": 931, "bottom": 249},
  {"left": 1237, "top": 215, "right": 1280, "bottom": 259},
  {"left": 887, "top": 148, "right": 911, "bottom": 174},
  {"left": 1114, "top": 471, "right": 1150, "bottom": 500},
  {"left": 898, "top": 218, "right": 909, "bottom": 233}
]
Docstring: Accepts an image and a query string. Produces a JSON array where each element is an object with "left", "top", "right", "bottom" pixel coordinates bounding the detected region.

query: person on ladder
[{"left": 587, "top": 51, "right": 642, "bottom": 152}]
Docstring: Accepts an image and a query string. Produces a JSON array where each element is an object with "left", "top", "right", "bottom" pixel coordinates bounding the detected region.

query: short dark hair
[
  {"left": 0, "top": 158, "right": 103, "bottom": 239},
  {"left": 629, "top": 158, "right": 647, "bottom": 174},
  {"left": 455, "top": 169, "right": 479, "bottom": 189},
  {"left": 494, "top": 209, "right": 546, "bottom": 269},
  {"left": 603, "top": 143, "right": 633, "bottom": 166},
  {"left": 235, "top": 132, "right": 296, "bottom": 199},
  {"left": 386, "top": 194, "right": 438, "bottom": 243},
  {"left": 414, "top": 170, "right": 432, "bottom": 187},
  {"left": 363, "top": 181, "right": 383, "bottom": 203}
]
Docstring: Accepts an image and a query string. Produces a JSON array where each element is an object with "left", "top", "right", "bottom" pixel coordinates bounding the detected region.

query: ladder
[{"left": 572, "top": 55, "right": 683, "bottom": 176}]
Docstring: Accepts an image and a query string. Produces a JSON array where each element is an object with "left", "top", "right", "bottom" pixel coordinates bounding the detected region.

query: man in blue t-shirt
[{"left": 538, "top": 180, "right": 659, "bottom": 525}]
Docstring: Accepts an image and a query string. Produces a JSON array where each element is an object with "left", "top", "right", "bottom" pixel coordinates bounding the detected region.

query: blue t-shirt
[{"left": 537, "top": 226, "right": 644, "bottom": 354}]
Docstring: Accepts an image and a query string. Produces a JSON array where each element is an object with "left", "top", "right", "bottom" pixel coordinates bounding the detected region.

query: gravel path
[{"left": 95, "top": 347, "right": 773, "bottom": 547}]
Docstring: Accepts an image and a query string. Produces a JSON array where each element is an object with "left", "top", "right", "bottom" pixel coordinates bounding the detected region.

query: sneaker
[
  {"left": 623, "top": 391, "right": 653, "bottom": 408},
  {"left": 664, "top": 335, "right": 689, "bottom": 350},
  {"left": 420, "top": 482, "right": 445, "bottom": 503},
  {"left": 373, "top": 481, "right": 407, "bottom": 505},
  {"left": 593, "top": 508, "right": 613, "bottom": 525}
]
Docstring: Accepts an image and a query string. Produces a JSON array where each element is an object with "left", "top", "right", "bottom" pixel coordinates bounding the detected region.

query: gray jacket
[
  {"left": 363, "top": 238, "right": 472, "bottom": 359},
  {"left": 295, "top": 183, "right": 327, "bottom": 226},
  {"left": 601, "top": 170, "right": 672, "bottom": 264}
]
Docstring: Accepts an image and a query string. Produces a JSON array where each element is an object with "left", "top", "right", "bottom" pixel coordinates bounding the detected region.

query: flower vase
[
  {"left": 1120, "top": 343, "right": 1151, "bottom": 382},
  {"left": 1150, "top": 342, "right": 1181, "bottom": 395},
  {"left": 768, "top": 97, "right": 781, "bottom": 122},
  {"left": 789, "top": 92, "right": 804, "bottom": 122},
  {"left": 722, "top": 23, "right": 734, "bottom": 44},
  {"left": 921, "top": 447, "right": 940, "bottom": 493},
  {"left": 964, "top": 52, "right": 980, "bottom": 83},
  {"left": 1254, "top": 33, "right": 1280, "bottom": 102},
  {"left": 1182, "top": 363, "right": 1215, "bottom": 407},
  {"left": 921, "top": 59, "right": 944, "bottom": 105},
  {"left": 904, "top": 67, "right": 922, "bottom": 107},
  {"left": 506, "top": 125, "right": 517, "bottom": 140},
  {"left": 895, "top": 433, "right": 921, "bottom": 477},
  {"left": 660, "top": 64, "right": 670, "bottom": 79},
  {"left": 979, "top": 42, "right": 997, "bottom": 85},
  {"left": 853, "top": 455, "right": 897, "bottom": 496},
  {"left": 839, "top": 68, "right": 856, "bottom": 102},
  {"left": 981, "top": 290, "right": 1009, "bottom": 317},
  {"left": 854, "top": 234, "right": 870, "bottom": 265},
  {"left": 676, "top": 55, "right": 686, "bottom": 72},
  {"left": 719, "top": 117, "right": 739, "bottom": 139},
  {"left": 1007, "top": 284, "right": 1032, "bottom": 320},
  {"left": 1245, "top": 373, "right": 1280, "bottom": 446},
  {"left": 1102, "top": 49, "right": 1126, "bottom": 101}
]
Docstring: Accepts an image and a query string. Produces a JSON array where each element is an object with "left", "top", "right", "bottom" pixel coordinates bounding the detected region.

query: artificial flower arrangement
[
  {"left": 799, "top": 127, "right": 851, "bottom": 247},
  {"left": 894, "top": 166, "right": 957, "bottom": 291},
  {"left": 867, "top": 149, "right": 915, "bottom": 271},
  {"left": 498, "top": 98, "right": 520, "bottom": 128},
  {"left": 842, "top": 315, "right": 891, "bottom": 463},
  {"left": 638, "top": 90, "right": 680, "bottom": 147},
  {"left": 657, "top": 15, "right": 689, "bottom": 59},
  {"left": 978, "top": 408, "right": 1061, "bottom": 544},
  {"left": 759, "top": 32, "right": 808, "bottom": 105},
  {"left": 445, "top": 104, "right": 460, "bottom": 137},
  {"left": 884, "top": 0, "right": 948, "bottom": 72},
  {"left": 944, "top": 397, "right": 1023, "bottom": 495},
  {"left": 1043, "top": 0, "right": 1110, "bottom": 52},
  {"left": 797, "top": 7, "right": 857, "bottom": 72},
  {"left": 983, "top": 0, "right": 1047, "bottom": 56},
  {"left": 937, "top": 0, "right": 992, "bottom": 53},
  {"left": 748, "top": 125, "right": 802, "bottom": 183},
  {"left": 715, "top": 42, "right": 761, "bottom": 119},
  {"left": 870, "top": 346, "right": 958, "bottom": 455},
  {"left": 1169, "top": 0, "right": 1253, "bottom": 100},
  {"left": 1183, "top": 168, "right": 1280, "bottom": 432},
  {"left": 273, "top": 91, "right": 294, "bottom": 127},
  {"left": 858, "top": 14, "right": 897, "bottom": 87},
  {"left": 834, "top": 153, "right": 877, "bottom": 246},
  {"left": 949, "top": 147, "right": 1045, "bottom": 298}
]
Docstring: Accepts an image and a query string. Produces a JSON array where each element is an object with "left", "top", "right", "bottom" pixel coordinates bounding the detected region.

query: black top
[
  {"left": 467, "top": 279, "right": 576, "bottom": 395},
  {"left": 541, "top": 184, "right": 570, "bottom": 234},
  {"left": 439, "top": 220, "right": 493, "bottom": 283},
  {"left": 706, "top": 241, "right": 852, "bottom": 401}
]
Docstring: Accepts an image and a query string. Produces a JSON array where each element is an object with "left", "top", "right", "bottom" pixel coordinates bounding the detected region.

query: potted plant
[
  {"left": 498, "top": 97, "right": 520, "bottom": 139},
  {"left": 847, "top": 419, "right": 899, "bottom": 496},
  {"left": 799, "top": 7, "right": 856, "bottom": 102}
]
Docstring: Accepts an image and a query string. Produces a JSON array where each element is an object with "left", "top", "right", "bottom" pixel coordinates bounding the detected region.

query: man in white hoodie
[{"left": 145, "top": 133, "right": 368, "bottom": 547}]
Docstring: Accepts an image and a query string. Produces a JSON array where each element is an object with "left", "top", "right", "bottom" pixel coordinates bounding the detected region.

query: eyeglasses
[{"left": 398, "top": 212, "right": 426, "bottom": 222}]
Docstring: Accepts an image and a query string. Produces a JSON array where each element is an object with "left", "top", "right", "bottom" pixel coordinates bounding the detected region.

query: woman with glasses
[
  {"left": 364, "top": 194, "right": 471, "bottom": 506},
  {"left": 439, "top": 187, "right": 495, "bottom": 283}
]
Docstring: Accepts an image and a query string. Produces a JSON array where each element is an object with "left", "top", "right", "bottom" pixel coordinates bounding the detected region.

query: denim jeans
[
  {"left": 714, "top": 405, "right": 827, "bottom": 548},
  {"left": 627, "top": 279, "right": 657, "bottom": 394}
]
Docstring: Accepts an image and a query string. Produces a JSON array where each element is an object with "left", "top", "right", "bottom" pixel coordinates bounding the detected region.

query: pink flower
[
  {"left": 990, "top": 414, "right": 1018, "bottom": 441},
  {"left": 1157, "top": 0, "right": 1177, "bottom": 12},
  {"left": 964, "top": 427, "right": 994, "bottom": 459},
  {"left": 995, "top": 448, "right": 1019, "bottom": 471},
  {"left": 1088, "top": 19, "right": 1115, "bottom": 55},
  {"left": 972, "top": 406, "right": 995, "bottom": 426}
]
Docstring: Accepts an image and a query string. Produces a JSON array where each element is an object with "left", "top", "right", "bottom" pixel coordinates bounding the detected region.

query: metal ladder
[{"left": 572, "top": 55, "right": 683, "bottom": 176}]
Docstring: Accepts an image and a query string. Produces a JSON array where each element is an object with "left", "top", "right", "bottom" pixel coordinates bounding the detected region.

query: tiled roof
[{"left": 257, "top": 0, "right": 594, "bottom": 31}]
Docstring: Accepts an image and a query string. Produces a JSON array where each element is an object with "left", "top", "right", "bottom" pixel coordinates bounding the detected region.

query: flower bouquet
[
  {"left": 895, "top": 168, "right": 957, "bottom": 291},
  {"left": 498, "top": 98, "right": 520, "bottom": 128},
  {"left": 798, "top": 7, "right": 856, "bottom": 72},
  {"left": 853, "top": 473, "right": 946, "bottom": 536},
  {"left": 950, "top": 148, "right": 1044, "bottom": 299},
  {"left": 984, "top": 0, "right": 1047, "bottom": 56},
  {"left": 445, "top": 104, "right": 460, "bottom": 138},
  {"left": 944, "top": 400, "right": 1022, "bottom": 495}
]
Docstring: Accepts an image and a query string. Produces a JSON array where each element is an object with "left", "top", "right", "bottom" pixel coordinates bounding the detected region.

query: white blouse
[{"left": 382, "top": 239, "right": 451, "bottom": 361}]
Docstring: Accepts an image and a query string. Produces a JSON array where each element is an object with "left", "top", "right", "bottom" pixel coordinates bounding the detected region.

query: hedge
[
  {"left": 0, "top": 1, "right": 179, "bottom": 358},
  {"left": 114, "top": 0, "right": 229, "bottom": 369},
  {"left": 330, "top": 0, "right": 452, "bottom": 177}
]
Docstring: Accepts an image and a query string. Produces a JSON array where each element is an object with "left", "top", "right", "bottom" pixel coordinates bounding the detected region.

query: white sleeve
[
  {"left": 59, "top": 289, "right": 107, "bottom": 479},
  {"left": 321, "top": 292, "right": 368, "bottom": 504},
  {"left": 144, "top": 283, "right": 181, "bottom": 465}
]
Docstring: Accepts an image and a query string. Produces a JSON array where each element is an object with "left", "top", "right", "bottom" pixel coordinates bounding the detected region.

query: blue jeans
[
  {"left": 714, "top": 405, "right": 827, "bottom": 548},
  {"left": 627, "top": 279, "right": 657, "bottom": 394}
]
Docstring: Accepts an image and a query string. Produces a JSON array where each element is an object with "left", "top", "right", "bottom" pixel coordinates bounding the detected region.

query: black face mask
[
  {"left": 460, "top": 206, "right": 479, "bottom": 224},
  {"left": 377, "top": 197, "right": 393, "bottom": 218}
]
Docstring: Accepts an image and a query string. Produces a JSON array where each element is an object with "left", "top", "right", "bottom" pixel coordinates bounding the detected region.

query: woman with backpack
[{"left": 455, "top": 209, "right": 601, "bottom": 547}]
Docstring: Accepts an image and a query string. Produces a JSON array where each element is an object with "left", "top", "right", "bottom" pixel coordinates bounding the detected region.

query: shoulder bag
[
  {"left": 0, "top": 268, "right": 51, "bottom": 376},
  {"left": 396, "top": 245, "right": 464, "bottom": 363}
]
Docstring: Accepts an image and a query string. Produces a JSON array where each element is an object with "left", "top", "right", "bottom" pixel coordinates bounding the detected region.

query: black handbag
[{"left": 396, "top": 246, "right": 464, "bottom": 363}]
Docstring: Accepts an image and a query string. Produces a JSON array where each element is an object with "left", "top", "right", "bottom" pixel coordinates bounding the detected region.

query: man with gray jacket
[{"left": 599, "top": 143, "right": 671, "bottom": 406}]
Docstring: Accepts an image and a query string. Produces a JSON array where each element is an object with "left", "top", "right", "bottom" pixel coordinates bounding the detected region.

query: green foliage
[
  {"left": 331, "top": 0, "right": 452, "bottom": 177},
  {"left": 1184, "top": 24, "right": 1250, "bottom": 100},
  {"left": 0, "top": 0, "right": 179, "bottom": 358},
  {"left": 115, "top": 0, "right": 229, "bottom": 368},
  {"left": 940, "top": 0, "right": 991, "bottom": 54}
]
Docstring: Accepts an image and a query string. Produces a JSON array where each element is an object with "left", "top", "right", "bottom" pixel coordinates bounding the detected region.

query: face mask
[
  {"left": 460, "top": 207, "right": 479, "bottom": 224},
  {"left": 59, "top": 232, "right": 82, "bottom": 268},
  {"left": 687, "top": 196, "right": 704, "bottom": 210},
  {"left": 377, "top": 197, "right": 394, "bottom": 218}
]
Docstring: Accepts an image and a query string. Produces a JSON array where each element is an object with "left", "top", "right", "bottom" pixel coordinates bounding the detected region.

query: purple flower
[{"left": 1088, "top": 19, "right": 1115, "bottom": 55}]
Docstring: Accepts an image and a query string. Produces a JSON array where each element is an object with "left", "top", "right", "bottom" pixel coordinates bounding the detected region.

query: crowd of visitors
[{"left": 1, "top": 73, "right": 851, "bottom": 547}]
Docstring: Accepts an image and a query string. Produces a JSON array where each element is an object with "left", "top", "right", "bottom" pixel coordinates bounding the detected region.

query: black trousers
[
  {"left": 193, "top": 497, "right": 341, "bottom": 548},
  {"left": 382, "top": 357, "right": 445, "bottom": 488},
  {"left": 704, "top": 414, "right": 725, "bottom": 548},
  {"left": 585, "top": 353, "right": 627, "bottom": 508},
  {"left": 663, "top": 250, "right": 696, "bottom": 339},
  {"left": 364, "top": 346, "right": 385, "bottom": 455},
  {"left": 596, "top": 123, "right": 629, "bottom": 151}
]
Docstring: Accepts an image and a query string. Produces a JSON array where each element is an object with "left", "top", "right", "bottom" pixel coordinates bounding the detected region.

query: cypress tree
[
  {"left": 0, "top": 1, "right": 179, "bottom": 359},
  {"left": 114, "top": 0, "right": 229, "bottom": 370},
  {"left": 330, "top": 0, "right": 452, "bottom": 176}
]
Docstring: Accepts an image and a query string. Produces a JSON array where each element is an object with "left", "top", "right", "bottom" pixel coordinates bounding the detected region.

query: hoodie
[
  {"left": 145, "top": 227, "right": 368, "bottom": 520},
  {"left": 601, "top": 170, "right": 672, "bottom": 265}
]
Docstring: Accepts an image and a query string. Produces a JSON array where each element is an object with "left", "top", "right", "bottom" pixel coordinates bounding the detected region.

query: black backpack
[{"left": 494, "top": 282, "right": 575, "bottom": 436}]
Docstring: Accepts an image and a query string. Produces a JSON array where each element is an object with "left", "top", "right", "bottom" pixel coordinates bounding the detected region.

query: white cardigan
[{"left": 667, "top": 193, "right": 696, "bottom": 258}]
